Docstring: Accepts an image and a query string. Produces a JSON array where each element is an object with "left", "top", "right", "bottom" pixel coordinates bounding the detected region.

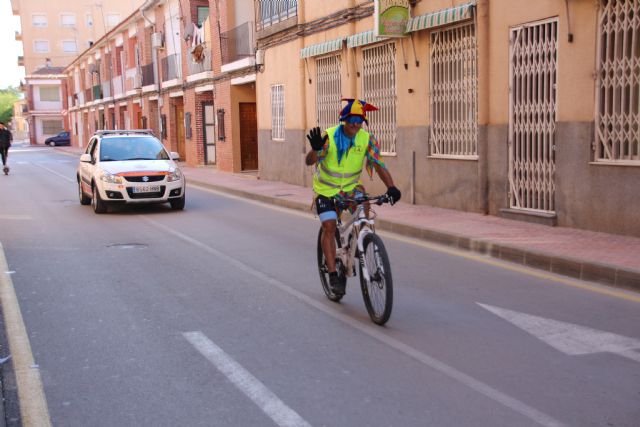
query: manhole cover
[{"left": 107, "top": 243, "right": 148, "bottom": 250}]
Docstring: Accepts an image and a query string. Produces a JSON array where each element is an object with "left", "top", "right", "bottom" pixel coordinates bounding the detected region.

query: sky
[{"left": 0, "top": 0, "right": 24, "bottom": 89}]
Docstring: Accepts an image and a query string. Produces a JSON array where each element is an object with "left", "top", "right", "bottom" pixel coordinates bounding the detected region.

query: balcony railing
[
  {"left": 141, "top": 63, "right": 155, "bottom": 86},
  {"left": 161, "top": 53, "right": 181, "bottom": 81},
  {"left": 221, "top": 22, "right": 254, "bottom": 65},
  {"left": 255, "top": 0, "right": 297, "bottom": 31},
  {"left": 187, "top": 46, "right": 212, "bottom": 75}
]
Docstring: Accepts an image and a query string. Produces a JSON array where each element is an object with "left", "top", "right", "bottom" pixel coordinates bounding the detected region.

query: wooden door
[
  {"left": 239, "top": 102, "right": 258, "bottom": 170},
  {"left": 175, "top": 104, "right": 186, "bottom": 160}
]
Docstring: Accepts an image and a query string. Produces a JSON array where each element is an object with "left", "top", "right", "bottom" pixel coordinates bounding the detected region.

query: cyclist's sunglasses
[{"left": 345, "top": 116, "right": 364, "bottom": 125}]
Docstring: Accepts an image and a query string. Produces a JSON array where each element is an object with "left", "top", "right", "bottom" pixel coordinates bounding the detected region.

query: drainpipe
[
  {"left": 477, "top": 0, "right": 490, "bottom": 214},
  {"left": 141, "top": 0, "right": 162, "bottom": 136}
]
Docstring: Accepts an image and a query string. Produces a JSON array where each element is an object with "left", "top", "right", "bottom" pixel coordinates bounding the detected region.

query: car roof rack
[{"left": 94, "top": 129, "right": 156, "bottom": 136}]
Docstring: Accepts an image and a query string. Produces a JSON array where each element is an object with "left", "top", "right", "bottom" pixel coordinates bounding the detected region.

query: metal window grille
[
  {"left": 595, "top": 0, "right": 640, "bottom": 163},
  {"left": 271, "top": 84, "right": 285, "bottom": 140},
  {"left": 430, "top": 23, "right": 478, "bottom": 157},
  {"left": 362, "top": 43, "right": 397, "bottom": 154},
  {"left": 42, "top": 120, "right": 64, "bottom": 135},
  {"left": 508, "top": 20, "right": 558, "bottom": 213},
  {"left": 316, "top": 54, "right": 342, "bottom": 131}
]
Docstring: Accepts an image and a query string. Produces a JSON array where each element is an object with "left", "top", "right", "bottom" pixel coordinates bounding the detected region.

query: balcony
[
  {"left": 221, "top": 22, "right": 254, "bottom": 66},
  {"left": 15, "top": 31, "right": 21, "bottom": 41},
  {"left": 101, "top": 81, "right": 111, "bottom": 99},
  {"left": 112, "top": 75, "right": 123, "bottom": 97},
  {"left": 84, "top": 88, "right": 92, "bottom": 103},
  {"left": 161, "top": 53, "right": 182, "bottom": 82},
  {"left": 17, "top": 56, "right": 24, "bottom": 67},
  {"left": 187, "top": 46, "right": 212, "bottom": 76},
  {"left": 141, "top": 63, "right": 155, "bottom": 86},
  {"left": 255, "top": 0, "right": 297, "bottom": 33}
]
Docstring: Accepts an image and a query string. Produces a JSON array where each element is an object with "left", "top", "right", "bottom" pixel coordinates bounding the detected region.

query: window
[
  {"left": 430, "top": 23, "right": 478, "bottom": 158},
  {"left": 256, "top": 0, "right": 297, "bottom": 31},
  {"left": 34, "top": 40, "right": 50, "bottom": 53},
  {"left": 595, "top": 0, "right": 640, "bottom": 163},
  {"left": 315, "top": 54, "right": 341, "bottom": 131},
  {"left": 32, "top": 14, "right": 47, "bottom": 27},
  {"left": 362, "top": 43, "right": 397, "bottom": 154},
  {"left": 86, "top": 13, "right": 93, "bottom": 27},
  {"left": 62, "top": 40, "right": 77, "bottom": 53},
  {"left": 42, "top": 120, "right": 64, "bottom": 135},
  {"left": 271, "top": 85, "right": 285, "bottom": 140},
  {"left": 197, "top": 7, "right": 210, "bottom": 26},
  {"left": 40, "top": 86, "right": 60, "bottom": 102},
  {"left": 60, "top": 13, "right": 76, "bottom": 27},
  {"left": 106, "top": 14, "right": 121, "bottom": 28}
]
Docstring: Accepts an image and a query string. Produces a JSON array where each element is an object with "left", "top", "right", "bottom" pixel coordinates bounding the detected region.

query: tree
[{"left": 0, "top": 87, "right": 21, "bottom": 124}]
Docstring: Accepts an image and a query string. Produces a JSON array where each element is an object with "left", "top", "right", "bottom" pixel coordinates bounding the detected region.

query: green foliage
[{"left": 0, "top": 87, "right": 21, "bottom": 124}]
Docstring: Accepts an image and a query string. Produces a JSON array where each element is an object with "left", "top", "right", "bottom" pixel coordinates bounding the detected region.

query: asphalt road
[{"left": 0, "top": 145, "right": 639, "bottom": 427}]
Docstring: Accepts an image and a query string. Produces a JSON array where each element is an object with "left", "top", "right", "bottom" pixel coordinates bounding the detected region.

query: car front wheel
[
  {"left": 169, "top": 194, "right": 185, "bottom": 210},
  {"left": 78, "top": 179, "right": 90, "bottom": 205},
  {"left": 91, "top": 185, "right": 107, "bottom": 214}
]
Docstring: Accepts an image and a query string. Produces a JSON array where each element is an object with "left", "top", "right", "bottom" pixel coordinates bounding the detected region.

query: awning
[
  {"left": 406, "top": 2, "right": 476, "bottom": 33},
  {"left": 346, "top": 31, "right": 388, "bottom": 49},
  {"left": 300, "top": 37, "right": 345, "bottom": 59}
]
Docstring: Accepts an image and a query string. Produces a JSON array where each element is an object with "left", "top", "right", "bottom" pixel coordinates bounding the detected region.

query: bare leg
[{"left": 321, "top": 220, "right": 337, "bottom": 273}]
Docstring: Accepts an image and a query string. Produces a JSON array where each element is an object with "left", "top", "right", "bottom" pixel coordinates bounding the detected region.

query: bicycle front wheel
[{"left": 359, "top": 233, "right": 393, "bottom": 325}]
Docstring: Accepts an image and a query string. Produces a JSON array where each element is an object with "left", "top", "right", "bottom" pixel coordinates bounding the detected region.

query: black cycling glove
[
  {"left": 306, "top": 127, "right": 325, "bottom": 151},
  {"left": 386, "top": 186, "right": 401, "bottom": 205}
]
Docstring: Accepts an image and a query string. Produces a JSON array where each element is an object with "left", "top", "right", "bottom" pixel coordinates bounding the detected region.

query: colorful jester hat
[{"left": 339, "top": 98, "right": 379, "bottom": 124}]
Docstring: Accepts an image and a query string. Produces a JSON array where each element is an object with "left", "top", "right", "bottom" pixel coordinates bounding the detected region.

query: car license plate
[{"left": 133, "top": 185, "right": 160, "bottom": 193}]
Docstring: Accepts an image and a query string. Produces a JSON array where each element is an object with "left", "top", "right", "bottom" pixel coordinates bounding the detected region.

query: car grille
[
  {"left": 126, "top": 186, "right": 166, "bottom": 199},
  {"left": 124, "top": 175, "right": 165, "bottom": 182}
]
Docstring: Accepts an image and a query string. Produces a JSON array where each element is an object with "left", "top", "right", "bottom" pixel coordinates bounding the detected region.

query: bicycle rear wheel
[
  {"left": 359, "top": 233, "right": 393, "bottom": 325},
  {"left": 317, "top": 227, "right": 345, "bottom": 302}
]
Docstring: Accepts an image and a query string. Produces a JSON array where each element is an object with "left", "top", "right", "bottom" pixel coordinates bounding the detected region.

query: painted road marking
[
  {"left": 145, "top": 217, "right": 565, "bottom": 427},
  {"left": 184, "top": 331, "right": 312, "bottom": 427},
  {"left": 0, "top": 215, "right": 33, "bottom": 220},
  {"left": 478, "top": 303, "right": 640, "bottom": 363},
  {"left": 0, "top": 244, "right": 52, "bottom": 427},
  {"left": 187, "top": 184, "right": 640, "bottom": 304}
]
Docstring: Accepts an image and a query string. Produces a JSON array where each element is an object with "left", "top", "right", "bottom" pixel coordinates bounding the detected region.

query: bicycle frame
[{"left": 336, "top": 199, "right": 379, "bottom": 282}]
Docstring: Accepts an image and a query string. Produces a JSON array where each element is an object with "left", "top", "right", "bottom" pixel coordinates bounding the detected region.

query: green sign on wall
[{"left": 374, "top": 0, "right": 411, "bottom": 38}]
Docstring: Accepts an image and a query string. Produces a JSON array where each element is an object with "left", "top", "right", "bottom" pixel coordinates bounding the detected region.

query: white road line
[
  {"left": 32, "top": 162, "right": 75, "bottom": 182},
  {"left": 184, "top": 331, "right": 312, "bottom": 427},
  {"left": 0, "top": 243, "right": 52, "bottom": 427},
  {"left": 143, "top": 217, "right": 565, "bottom": 427}
]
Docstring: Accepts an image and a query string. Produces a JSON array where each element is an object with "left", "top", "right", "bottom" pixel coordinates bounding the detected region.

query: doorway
[
  {"left": 174, "top": 102, "right": 186, "bottom": 160},
  {"left": 203, "top": 102, "right": 216, "bottom": 164},
  {"left": 239, "top": 102, "right": 258, "bottom": 170}
]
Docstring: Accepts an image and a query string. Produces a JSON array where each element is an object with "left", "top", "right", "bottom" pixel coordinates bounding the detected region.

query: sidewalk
[{"left": 55, "top": 146, "right": 640, "bottom": 291}]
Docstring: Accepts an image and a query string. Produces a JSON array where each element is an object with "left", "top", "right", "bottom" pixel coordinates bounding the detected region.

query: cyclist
[
  {"left": 0, "top": 122, "right": 13, "bottom": 174},
  {"left": 305, "top": 99, "right": 401, "bottom": 296}
]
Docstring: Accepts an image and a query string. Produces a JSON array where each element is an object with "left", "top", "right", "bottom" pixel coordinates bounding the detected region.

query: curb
[{"left": 187, "top": 177, "right": 640, "bottom": 293}]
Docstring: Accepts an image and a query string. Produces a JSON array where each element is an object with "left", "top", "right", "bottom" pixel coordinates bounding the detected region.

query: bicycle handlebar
[{"left": 336, "top": 194, "right": 390, "bottom": 210}]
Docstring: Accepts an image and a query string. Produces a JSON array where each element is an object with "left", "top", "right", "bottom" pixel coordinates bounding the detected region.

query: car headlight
[
  {"left": 167, "top": 168, "right": 183, "bottom": 182},
  {"left": 100, "top": 171, "right": 123, "bottom": 184}
]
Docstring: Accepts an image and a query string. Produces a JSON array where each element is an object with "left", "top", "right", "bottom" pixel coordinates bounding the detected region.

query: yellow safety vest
[{"left": 313, "top": 125, "right": 369, "bottom": 197}]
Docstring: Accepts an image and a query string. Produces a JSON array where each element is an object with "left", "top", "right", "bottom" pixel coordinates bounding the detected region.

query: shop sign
[{"left": 374, "top": 0, "right": 411, "bottom": 37}]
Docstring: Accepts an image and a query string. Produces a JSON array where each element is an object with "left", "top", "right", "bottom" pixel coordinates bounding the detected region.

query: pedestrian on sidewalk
[
  {"left": 0, "top": 122, "right": 13, "bottom": 174},
  {"left": 305, "top": 98, "right": 401, "bottom": 296}
]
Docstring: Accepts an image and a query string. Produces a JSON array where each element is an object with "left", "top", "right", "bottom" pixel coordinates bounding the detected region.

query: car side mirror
[
  {"left": 80, "top": 153, "right": 92, "bottom": 163},
  {"left": 170, "top": 152, "right": 180, "bottom": 160}
]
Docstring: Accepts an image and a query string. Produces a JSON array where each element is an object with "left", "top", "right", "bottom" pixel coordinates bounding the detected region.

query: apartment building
[
  {"left": 11, "top": 0, "right": 144, "bottom": 144},
  {"left": 254, "top": 0, "right": 640, "bottom": 237},
  {"left": 64, "top": 0, "right": 258, "bottom": 171}
]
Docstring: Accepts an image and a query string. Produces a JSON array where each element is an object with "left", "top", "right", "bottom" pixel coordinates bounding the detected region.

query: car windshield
[{"left": 99, "top": 136, "right": 170, "bottom": 161}]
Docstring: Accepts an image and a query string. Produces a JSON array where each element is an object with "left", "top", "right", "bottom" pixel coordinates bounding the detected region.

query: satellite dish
[{"left": 183, "top": 22, "right": 194, "bottom": 41}]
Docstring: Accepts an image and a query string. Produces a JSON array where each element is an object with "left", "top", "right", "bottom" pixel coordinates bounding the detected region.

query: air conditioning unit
[{"left": 151, "top": 32, "right": 164, "bottom": 49}]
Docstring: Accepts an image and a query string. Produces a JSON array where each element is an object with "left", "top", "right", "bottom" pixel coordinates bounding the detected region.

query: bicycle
[{"left": 316, "top": 194, "right": 393, "bottom": 325}]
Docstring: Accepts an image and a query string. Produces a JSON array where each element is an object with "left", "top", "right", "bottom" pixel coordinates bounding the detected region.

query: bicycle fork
[{"left": 357, "top": 227, "right": 374, "bottom": 282}]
